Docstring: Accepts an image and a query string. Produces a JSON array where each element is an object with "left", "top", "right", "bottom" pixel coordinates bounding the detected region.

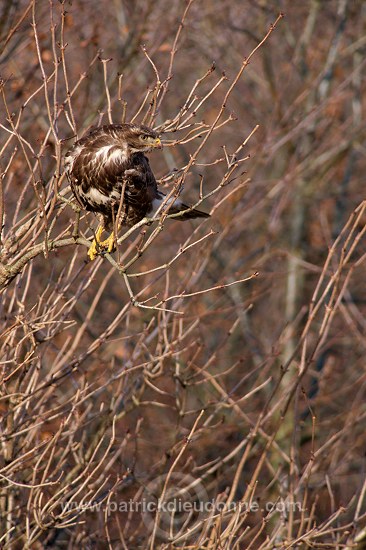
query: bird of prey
[{"left": 65, "top": 123, "right": 209, "bottom": 260}]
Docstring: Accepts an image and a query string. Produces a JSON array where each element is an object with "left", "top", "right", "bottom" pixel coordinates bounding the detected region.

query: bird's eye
[{"left": 141, "top": 135, "right": 149, "bottom": 141}]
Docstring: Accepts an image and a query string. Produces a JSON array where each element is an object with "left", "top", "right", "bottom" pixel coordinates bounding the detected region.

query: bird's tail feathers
[
  {"left": 150, "top": 195, "right": 210, "bottom": 220},
  {"left": 169, "top": 202, "right": 210, "bottom": 220}
]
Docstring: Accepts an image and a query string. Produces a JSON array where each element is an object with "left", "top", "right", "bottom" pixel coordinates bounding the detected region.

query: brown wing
[
  {"left": 65, "top": 134, "right": 160, "bottom": 228},
  {"left": 121, "top": 153, "right": 159, "bottom": 226}
]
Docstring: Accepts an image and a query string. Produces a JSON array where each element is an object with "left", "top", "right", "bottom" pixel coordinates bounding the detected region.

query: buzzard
[{"left": 65, "top": 123, "right": 209, "bottom": 260}]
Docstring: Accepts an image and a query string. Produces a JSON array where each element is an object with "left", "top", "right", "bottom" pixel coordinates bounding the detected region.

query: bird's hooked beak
[{"left": 154, "top": 137, "right": 162, "bottom": 149}]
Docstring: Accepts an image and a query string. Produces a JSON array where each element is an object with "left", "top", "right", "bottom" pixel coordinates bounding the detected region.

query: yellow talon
[
  {"left": 87, "top": 242, "right": 97, "bottom": 261},
  {"left": 88, "top": 226, "right": 116, "bottom": 260},
  {"left": 88, "top": 225, "right": 105, "bottom": 260},
  {"left": 100, "top": 233, "right": 115, "bottom": 253}
]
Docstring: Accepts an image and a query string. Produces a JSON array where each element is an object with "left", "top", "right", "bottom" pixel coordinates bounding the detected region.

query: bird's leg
[
  {"left": 88, "top": 224, "right": 105, "bottom": 260},
  {"left": 99, "top": 232, "right": 116, "bottom": 253}
]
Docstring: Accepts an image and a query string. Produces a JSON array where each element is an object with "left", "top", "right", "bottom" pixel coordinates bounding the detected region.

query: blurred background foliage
[{"left": 1, "top": 1, "right": 366, "bottom": 548}]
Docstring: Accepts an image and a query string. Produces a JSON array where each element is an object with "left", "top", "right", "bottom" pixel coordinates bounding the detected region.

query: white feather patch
[
  {"left": 95, "top": 145, "right": 127, "bottom": 164},
  {"left": 110, "top": 148, "right": 127, "bottom": 163},
  {"left": 81, "top": 187, "right": 110, "bottom": 205},
  {"left": 110, "top": 190, "right": 121, "bottom": 200}
]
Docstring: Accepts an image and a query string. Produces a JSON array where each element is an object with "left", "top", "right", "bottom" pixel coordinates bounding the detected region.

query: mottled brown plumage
[{"left": 65, "top": 123, "right": 209, "bottom": 259}]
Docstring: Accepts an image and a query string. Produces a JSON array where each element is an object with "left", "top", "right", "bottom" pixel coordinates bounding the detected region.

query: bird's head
[{"left": 117, "top": 123, "right": 162, "bottom": 153}]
